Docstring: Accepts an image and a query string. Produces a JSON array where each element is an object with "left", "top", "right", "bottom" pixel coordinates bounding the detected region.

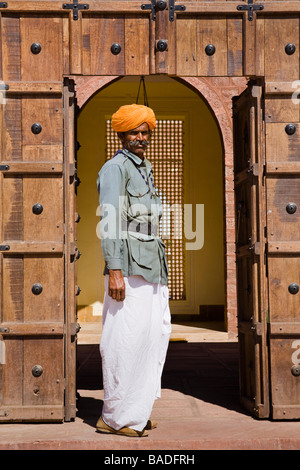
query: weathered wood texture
[
  {"left": 262, "top": 8, "right": 300, "bottom": 418},
  {"left": 0, "top": 2, "right": 299, "bottom": 77},
  {"left": 0, "top": 14, "right": 76, "bottom": 422}
]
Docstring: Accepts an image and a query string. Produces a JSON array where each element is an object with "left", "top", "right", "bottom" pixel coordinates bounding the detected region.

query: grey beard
[{"left": 128, "top": 140, "right": 150, "bottom": 148}]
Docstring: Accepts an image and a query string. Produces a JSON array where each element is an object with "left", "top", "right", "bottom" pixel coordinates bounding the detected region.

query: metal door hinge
[
  {"left": 237, "top": 0, "right": 264, "bottom": 22},
  {"left": 141, "top": 0, "right": 156, "bottom": 20},
  {"left": 63, "top": 0, "right": 89, "bottom": 20}
]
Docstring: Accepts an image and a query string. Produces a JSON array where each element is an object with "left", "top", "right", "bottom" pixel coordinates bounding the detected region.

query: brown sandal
[{"left": 96, "top": 416, "right": 149, "bottom": 437}]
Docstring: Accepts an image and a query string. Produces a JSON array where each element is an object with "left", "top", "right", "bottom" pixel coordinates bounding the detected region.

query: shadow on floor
[{"left": 76, "top": 341, "right": 245, "bottom": 427}]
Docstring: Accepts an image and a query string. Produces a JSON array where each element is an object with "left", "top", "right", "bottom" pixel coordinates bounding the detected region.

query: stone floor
[
  {"left": 1, "top": 322, "right": 300, "bottom": 451},
  {"left": 77, "top": 320, "right": 233, "bottom": 345}
]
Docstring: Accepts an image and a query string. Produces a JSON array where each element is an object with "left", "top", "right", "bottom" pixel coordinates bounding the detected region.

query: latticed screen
[{"left": 105, "top": 119, "right": 186, "bottom": 300}]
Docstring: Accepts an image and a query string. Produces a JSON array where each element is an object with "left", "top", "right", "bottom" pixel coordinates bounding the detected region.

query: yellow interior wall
[{"left": 76, "top": 76, "right": 224, "bottom": 321}]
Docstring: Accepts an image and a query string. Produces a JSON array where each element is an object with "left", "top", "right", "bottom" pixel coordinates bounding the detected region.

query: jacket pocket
[
  {"left": 126, "top": 181, "right": 151, "bottom": 219},
  {"left": 128, "top": 233, "right": 156, "bottom": 270}
]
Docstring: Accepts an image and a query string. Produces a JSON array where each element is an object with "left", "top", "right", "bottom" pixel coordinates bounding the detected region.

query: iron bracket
[
  {"left": 141, "top": 0, "right": 186, "bottom": 21},
  {"left": 169, "top": 0, "right": 186, "bottom": 22},
  {"left": 62, "top": 0, "right": 89, "bottom": 20},
  {"left": 237, "top": 0, "right": 264, "bottom": 22},
  {"left": 141, "top": 0, "right": 156, "bottom": 21}
]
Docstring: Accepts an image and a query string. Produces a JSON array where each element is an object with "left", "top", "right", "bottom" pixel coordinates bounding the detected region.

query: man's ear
[{"left": 117, "top": 132, "right": 125, "bottom": 141}]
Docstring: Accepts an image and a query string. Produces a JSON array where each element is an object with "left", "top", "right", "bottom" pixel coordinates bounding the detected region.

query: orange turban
[{"left": 111, "top": 104, "right": 156, "bottom": 132}]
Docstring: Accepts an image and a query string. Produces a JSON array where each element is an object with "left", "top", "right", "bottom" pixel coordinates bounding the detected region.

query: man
[{"left": 96, "top": 104, "right": 172, "bottom": 437}]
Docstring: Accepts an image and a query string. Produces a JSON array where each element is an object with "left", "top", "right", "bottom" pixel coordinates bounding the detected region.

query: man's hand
[{"left": 108, "top": 269, "right": 126, "bottom": 302}]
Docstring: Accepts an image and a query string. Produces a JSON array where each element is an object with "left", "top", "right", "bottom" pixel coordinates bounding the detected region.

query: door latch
[{"left": 141, "top": 0, "right": 186, "bottom": 21}]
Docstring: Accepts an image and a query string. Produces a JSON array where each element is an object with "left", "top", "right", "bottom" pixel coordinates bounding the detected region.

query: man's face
[{"left": 119, "top": 122, "right": 151, "bottom": 159}]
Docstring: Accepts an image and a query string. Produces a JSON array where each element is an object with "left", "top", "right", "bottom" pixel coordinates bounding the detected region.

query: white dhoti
[{"left": 100, "top": 275, "right": 172, "bottom": 432}]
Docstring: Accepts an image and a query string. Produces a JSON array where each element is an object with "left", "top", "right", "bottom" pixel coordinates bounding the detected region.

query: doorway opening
[{"left": 75, "top": 75, "right": 227, "bottom": 342}]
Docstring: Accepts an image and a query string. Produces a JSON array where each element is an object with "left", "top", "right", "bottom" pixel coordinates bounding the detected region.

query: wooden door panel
[
  {"left": 2, "top": 254, "right": 64, "bottom": 323},
  {"left": 82, "top": 13, "right": 150, "bottom": 75},
  {"left": 176, "top": 18, "right": 197, "bottom": 76},
  {"left": 2, "top": 95, "right": 63, "bottom": 162},
  {"left": 176, "top": 16, "right": 243, "bottom": 77},
  {"left": 233, "top": 82, "right": 269, "bottom": 418},
  {"left": 82, "top": 14, "right": 125, "bottom": 75},
  {"left": 23, "top": 337, "right": 64, "bottom": 406},
  {"left": 264, "top": 10, "right": 300, "bottom": 416},
  {"left": 226, "top": 17, "right": 243, "bottom": 76},
  {"left": 1, "top": 256, "right": 24, "bottom": 323},
  {"left": 265, "top": 95, "right": 299, "bottom": 125},
  {"left": 2, "top": 177, "right": 23, "bottom": 240},
  {"left": 265, "top": 17, "right": 299, "bottom": 82},
  {"left": 20, "top": 15, "right": 64, "bottom": 81},
  {"left": 196, "top": 17, "right": 227, "bottom": 76},
  {"left": 236, "top": 256, "right": 253, "bottom": 322},
  {"left": 23, "top": 255, "right": 64, "bottom": 322},
  {"left": 2, "top": 176, "right": 63, "bottom": 242},
  {"left": 0, "top": 337, "right": 64, "bottom": 421},
  {"left": 1, "top": 15, "right": 21, "bottom": 81},
  {"left": 235, "top": 181, "right": 252, "bottom": 248},
  {"left": 2, "top": 96, "right": 22, "bottom": 161},
  {"left": 268, "top": 257, "right": 300, "bottom": 323},
  {"left": 1, "top": 14, "right": 66, "bottom": 81},
  {"left": 266, "top": 123, "right": 300, "bottom": 163},
  {"left": 269, "top": 337, "right": 300, "bottom": 419},
  {"left": 1, "top": 339, "right": 23, "bottom": 405},
  {"left": 238, "top": 331, "right": 257, "bottom": 408},
  {"left": 21, "top": 96, "right": 63, "bottom": 151},
  {"left": 267, "top": 178, "right": 300, "bottom": 242},
  {"left": 125, "top": 15, "right": 150, "bottom": 75},
  {"left": 0, "top": 76, "right": 76, "bottom": 421},
  {"left": 23, "top": 177, "right": 64, "bottom": 241}
]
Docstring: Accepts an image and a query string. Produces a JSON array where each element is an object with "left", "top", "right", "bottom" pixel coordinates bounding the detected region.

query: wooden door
[
  {"left": 233, "top": 81, "right": 269, "bottom": 419},
  {"left": 262, "top": 7, "right": 300, "bottom": 420},
  {"left": 0, "top": 12, "right": 77, "bottom": 422}
]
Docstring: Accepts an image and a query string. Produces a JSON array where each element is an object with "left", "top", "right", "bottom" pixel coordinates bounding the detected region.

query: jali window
[{"left": 105, "top": 118, "right": 186, "bottom": 300}]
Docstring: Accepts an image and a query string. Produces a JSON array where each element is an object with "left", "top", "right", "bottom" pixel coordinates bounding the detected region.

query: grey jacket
[{"left": 96, "top": 148, "right": 168, "bottom": 285}]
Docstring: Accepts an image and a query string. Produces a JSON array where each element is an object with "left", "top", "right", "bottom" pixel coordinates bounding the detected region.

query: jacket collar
[{"left": 122, "top": 148, "right": 152, "bottom": 169}]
